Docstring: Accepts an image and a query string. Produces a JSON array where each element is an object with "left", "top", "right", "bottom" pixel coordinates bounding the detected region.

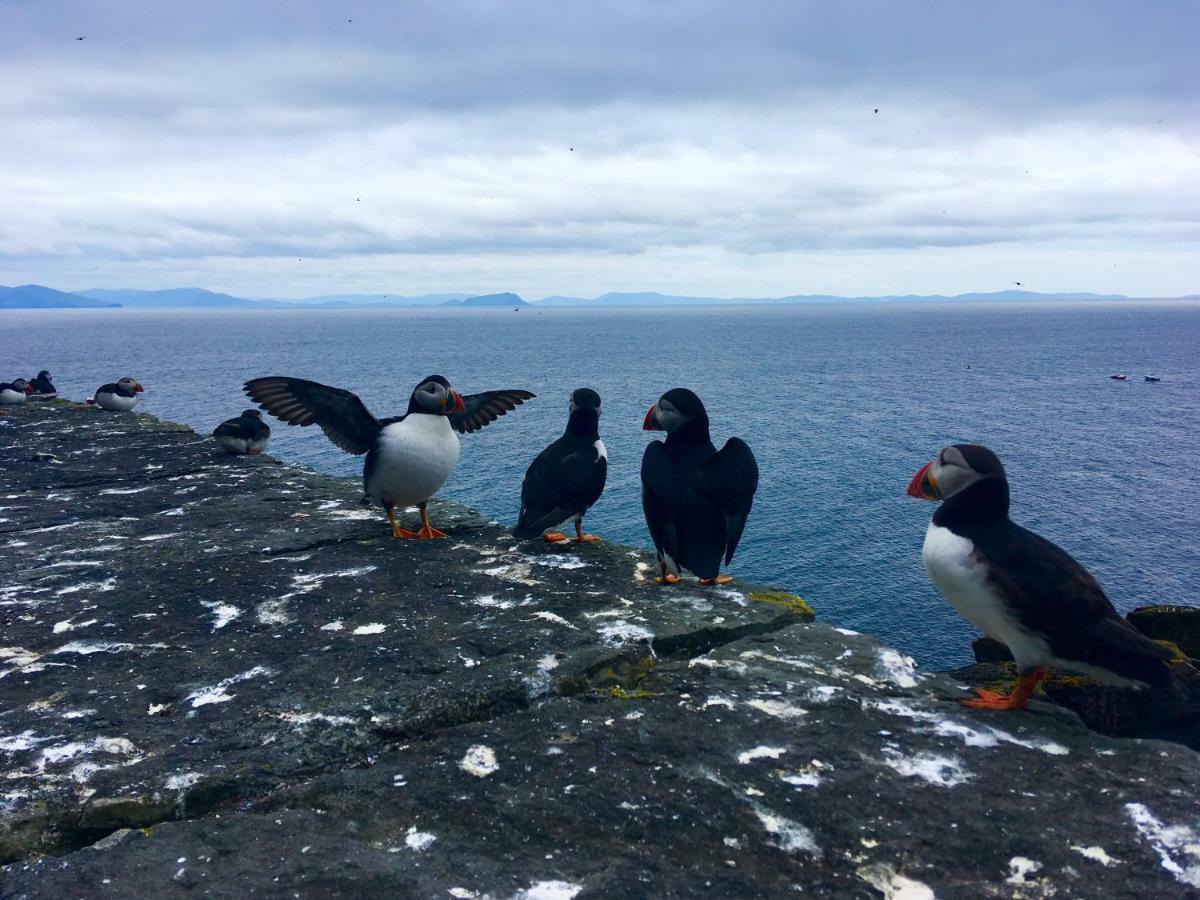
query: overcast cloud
[{"left": 1, "top": 0, "right": 1197, "bottom": 298}]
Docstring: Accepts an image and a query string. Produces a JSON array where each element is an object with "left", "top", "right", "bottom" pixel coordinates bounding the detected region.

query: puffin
[
  {"left": 514, "top": 388, "right": 607, "bottom": 543},
  {"left": 0, "top": 379, "right": 33, "bottom": 406},
  {"left": 908, "top": 443, "right": 1179, "bottom": 710},
  {"left": 641, "top": 388, "right": 758, "bottom": 585},
  {"left": 213, "top": 409, "right": 271, "bottom": 455},
  {"left": 28, "top": 371, "right": 57, "bottom": 399},
  {"left": 245, "top": 375, "right": 534, "bottom": 539},
  {"left": 90, "top": 377, "right": 143, "bottom": 411}
]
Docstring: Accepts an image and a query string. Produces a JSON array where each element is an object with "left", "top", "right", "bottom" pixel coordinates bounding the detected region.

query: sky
[{"left": 1, "top": 0, "right": 1198, "bottom": 299}]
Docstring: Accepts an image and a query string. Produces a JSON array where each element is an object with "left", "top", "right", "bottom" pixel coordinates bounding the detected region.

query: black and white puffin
[
  {"left": 641, "top": 388, "right": 758, "bottom": 585},
  {"left": 245, "top": 375, "right": 534, "bottom": 539},
  {"left": 0, "top": 379, "right": 33, "bottom": 406},
  {"left": 90, "top": 377, "right": 143, "bottom": 411},
  {"left": 28, "top": 371, "right": 57, "bottom": 399},
  {"left": 514, "top": 388, "right": 607, "bottom": 543},
  {"left": 213, "top": 409, "right": 271, "bottom": 455},
  {"left": 908, "top": 443, "right": 1179, "bottom": 710}
]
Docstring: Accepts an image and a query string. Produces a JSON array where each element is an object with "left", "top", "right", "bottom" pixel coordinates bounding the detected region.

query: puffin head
[
  {"left": 569, "top": 388, "right": 601, "bottom": 416},
  {"left": 411, "top": 375, "right": 465, "bottom": 415},
  {"left": 643, "top": 388, "right": 708, "bottom": 435},
  {"left": 908, "top": 444, "right": 1007, "bottom": 502},
  {"left": 11, "top": 379, "right": 32, "bottom": 395},
  {"left": 37, "top": 371, "right": 51, "bottom": 380},
  {"left": 118, "top": 377, "right": 144, "bottom": 393},
  {"left": 242, "top": 409, "right": 264, "bottom": 419}
]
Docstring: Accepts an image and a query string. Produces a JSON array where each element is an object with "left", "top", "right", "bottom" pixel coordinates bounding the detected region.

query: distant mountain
[
  {"left": 444, "top": 292, "right": 528, "bottom": 307},
  {"left": 78, "top": 288, "right": 270, "bottom": 308},
  {"left": 532, "top": 289, "right": 1133, "bottom": 306},
  {"left": 0, "top": 284, "right": 119, "bottom": 309},
  {"left": 291, "top": 292, "right": 473, "bottom": 307}
]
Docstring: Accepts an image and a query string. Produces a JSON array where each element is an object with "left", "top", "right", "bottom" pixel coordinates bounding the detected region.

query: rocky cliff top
[{"left": 1, "top": 402, "right": 1198, "bottom": 898}]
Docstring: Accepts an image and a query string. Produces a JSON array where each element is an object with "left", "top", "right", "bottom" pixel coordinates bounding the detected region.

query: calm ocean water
[{"left": 4, "top": 301, "right": 1198, "bottom": 669}]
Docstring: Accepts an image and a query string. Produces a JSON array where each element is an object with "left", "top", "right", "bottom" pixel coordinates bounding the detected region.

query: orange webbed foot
[
  {"left": 699, "top": 575, "right": 733, "bottom": 586},
  {"left": 959, "top": 670, "right": 1044, "bottom": 711},
  {"left": 391, "top": 526, "right": 418, "bottom": 539},
  {"left": 960, "top": 691, "right": 1028, "bottom": 711},
  {"left": 415, "top": 524, "right": 449, "bottom": 540},
  {"left": 543, "top": 532, "right": 568, "bottom": 543},
  {"left": 572, "top": 534, "right": 602, "bottom": 543},
  {"left": 655, "top": 573, "right": 682, "bottom": 585}
]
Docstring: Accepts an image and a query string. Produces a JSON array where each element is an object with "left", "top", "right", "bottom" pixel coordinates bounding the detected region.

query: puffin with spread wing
[{"left": 245, "top": 375, "right": 534, "bottom": 539}]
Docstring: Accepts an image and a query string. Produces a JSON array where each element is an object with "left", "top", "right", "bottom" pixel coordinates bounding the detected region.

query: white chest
[
  {"left": 594, "top": 439, "right": 607, "bottom": 460},
  {"left": 921, "top": 521, "right": 1049, "bottom": 668},
  {"left": 0, "top": 389, "right": 27, "bottom": 405},
  {"left": 367, "top": 415, "right": 460, "bottom": 506},
  {"left": 95, "top": 391, "right": 138, "bottom": 411}
]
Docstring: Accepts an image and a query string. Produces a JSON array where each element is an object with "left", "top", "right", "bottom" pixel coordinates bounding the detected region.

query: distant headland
[{"left": 3, "top": 282, "right": 1198, "bottom": 310}]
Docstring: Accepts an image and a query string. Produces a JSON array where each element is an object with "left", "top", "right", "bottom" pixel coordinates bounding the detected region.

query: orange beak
[
  {"left": 642, "top": 403, "right": 661, "bottom": 431},
  {"left": 449, "top": 390, "right": 465, "bottom": 413},
  {"left": 907, "top": 461, "right": 940, "bottom": 500},
  {"left": 134, "top": 383, "right": 144, "bottom": 393}
]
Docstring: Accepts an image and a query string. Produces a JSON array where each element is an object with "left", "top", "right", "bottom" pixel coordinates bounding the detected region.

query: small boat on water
[
  {"left": 1144, "top": 375, "right": 1162, "bottom": 382},
  {"left": 1110, "top": 373, "right": 1127, "bottom": 381}
]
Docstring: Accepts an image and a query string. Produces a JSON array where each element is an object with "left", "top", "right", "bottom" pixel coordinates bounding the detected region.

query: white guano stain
[
  {"left": 531, "top": 611, "right": 577, "bottom": 629},
  {"left": 404, "top": 826, "right": 436, "bottom": 852},
  {"left": 165, "top": 772, "right": 202, "bottom": 790},
  {"left": 883, "top": 751, "right": 970, "bottom": 787},
  {"left": 200, "top": 601, "right": 241, "bottom": 630},
  {"left": 596, "top": 621, "right": 654, "bottom": 645},
  {"left": 460, "top": 744, "right": 499, "bottom": 777},
  {"left": 745, "top": 698, "right": 809, "bottom": 720},
  {"left": 256, "top": 599, "right": 292, "bottom": 626},
  {"left": 856, "top": 863, "right": 936, "bottom": 900},
  {"left": 1125, "top": 802, "right": 1200, "bottom": 888},
  {"left": 529, "top": 554, "right": 585, "bottom": 570},
  {"left": 185, "top": 666, "right": 273, "bottom": 708},
  {"left": 752, "top": 806, "right": 818, "bottom": 854},
  {"left": 510, "top": 881, "right": 583, "bottom": 900},
  {"left": 737, "top": 746, "right": 787, "bottom": 764},
  {"left": 52, "top": 619, "right": 98, "bottom": 634},
  {"left": 875, "top": 648, "right": 920, "bottom": 688},
  {"left": 1006, "top": 857, "right": 1042, "bottom": 885},
  {"left": 352, "top": 623, "right": 386, "bottom": 635},
  {"left": 1071, "top": 844, "right": 1119, "bottom": 867}
]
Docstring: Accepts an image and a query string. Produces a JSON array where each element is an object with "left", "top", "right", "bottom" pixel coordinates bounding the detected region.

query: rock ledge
[{"left": 1, "top": 402, "right": 1198, "bottom": 898}]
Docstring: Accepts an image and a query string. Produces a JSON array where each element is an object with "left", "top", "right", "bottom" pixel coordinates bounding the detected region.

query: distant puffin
[
  {"left": 641, "top": 388, "right": 758, "bottom": 585},
  {"left": 90, "top": 377, "right": 143, "bottom": 411},
  {"left": 213, "top": 409, "right": 271, "bottom": 455},
  {"left": 246, "top": 375, "right": 534, "bottom": 539},
  {"left": 514, "top": 388, "right": 607, "bottom": 543},
  {"left": 908, "top": 444, "right": 1179, "bottom": 710},
  {"left": 0, "top": 378, "right": 33, "bottom": 405},
  {"left": 28, "top": 371, "right": 57, "bottom": 399}
]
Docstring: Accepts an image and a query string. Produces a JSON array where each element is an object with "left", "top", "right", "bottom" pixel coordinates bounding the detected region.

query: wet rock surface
[{"left": 2, "top": 403, "right": 1199, "bottom": 898}]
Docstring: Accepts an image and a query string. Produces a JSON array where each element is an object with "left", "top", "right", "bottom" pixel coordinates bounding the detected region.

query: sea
[{"left": 4, "top": 300, "right": 1198, "bottom": 670}]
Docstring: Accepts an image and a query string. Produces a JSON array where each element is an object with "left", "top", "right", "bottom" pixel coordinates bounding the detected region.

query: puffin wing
[
  {"left": 696, "top": 437, "right": 759, "bottom": 564},
  {"left": 449, "top": 389, "right": 535, "bottom": 434},
  {"left": 213, "top": 418, "right": 247, "bottom": 439},
  {"left": 244, "top": 377, "right": 380, "bottom": 455},
  {"left": 640, "top": 441, "right": 680, "bottom": 563},
  {"left": 981, "top": 524, "right": 1172, "bottom": 685},
  {"left": 517, "top": 438, "right": 607, "bottom": 536}
]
